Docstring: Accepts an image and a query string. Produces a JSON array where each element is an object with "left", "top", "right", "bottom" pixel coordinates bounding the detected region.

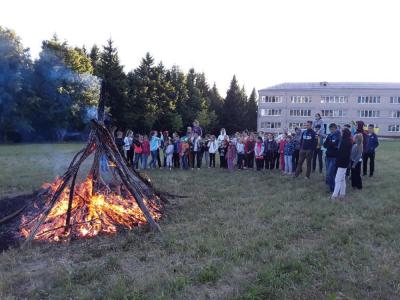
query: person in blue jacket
[
  {"left": 363, "top": 124, "right": 379, "bottom": 177},
  {"left": 323, "top": 123, "right": 341, "bottom": 192},
  {"left": 294, "top": 121, "right": 317, "bottom": 179}
]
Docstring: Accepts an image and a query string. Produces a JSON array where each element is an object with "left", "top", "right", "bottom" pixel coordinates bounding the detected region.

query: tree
[
  {"left": 221, "top": 75, "right": 246, "bottom": 133},
  {"left": 245, "top": 88, "right": 258, "bottom": 131},
  {"left": 89, "top": 44, "right": 101, "bottom": 76},
  {"left": 98, "top": 39, "right": 128, "bottom": 128},
  {"left": 0, "top": 26, "right": 34, "bottom": 142}
]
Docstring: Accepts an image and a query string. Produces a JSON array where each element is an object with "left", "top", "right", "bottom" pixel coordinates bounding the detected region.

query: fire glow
[{"left": 20, "top": 177, "right": 161, "bottom": 242}]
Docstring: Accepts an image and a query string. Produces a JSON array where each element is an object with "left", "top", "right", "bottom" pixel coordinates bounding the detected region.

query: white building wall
[{"left": 257, "top": 86, "right": 400, "bottom": 136}]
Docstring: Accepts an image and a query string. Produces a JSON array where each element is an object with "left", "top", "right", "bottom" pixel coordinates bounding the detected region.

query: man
[
  {"left": 323, "top": 123, "right": 341, "bottom": 192},
  {"left": 295, "top": 121, "right": 317, "bottom": 179},
  {"left": 312, "top": 124, "right": 324, "bottom": 173},
  {"left": 363, "top": 124, "right": 379, "bottom": 177},
  {"left": 292, "top": 127, "right": 302, "bottom": 171}
]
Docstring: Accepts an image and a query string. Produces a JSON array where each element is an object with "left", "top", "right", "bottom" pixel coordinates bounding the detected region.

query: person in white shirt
[
  {"left": 207, "top": 135, "right": 218, "bottom": 168},
  {"left": 236, "top": 137, "right": 245, "bottom": 169},
  {"left": 123, "top": 130, "right": 134, "bottom": 166},
  {"left": 217, "top": 128, "right": 227, "bottom": 146}
]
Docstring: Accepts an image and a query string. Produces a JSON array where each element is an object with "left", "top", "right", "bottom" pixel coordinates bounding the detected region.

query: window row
[
  {"left": 359, "top": 110, "right": 380, "bottom": 118},
  {"left": 320, "top": 96, "right": 348, "bottom": 104},
  {"left": 321, "top": 110, "right": 347, "bottom": 117},
  {"left": 357, "top": 96, "right": 380, "bottom": 104},
  {"left": 289, "top": 109, "right": 311, "bottom": 117},
  {"left": 390, "top": 96, "right": 400, "bottom": 104},
  {"left": 288, "top": 122, "right": 305, "bottom": 130},
  {"left": 291, "top": 96, "right": 312, "bottom": 103},
  {"left": 260, "top": 109, "right": 281, "bottom": 116},
  {"left": 260, "top": 122, "right": 282, "bottom": 130},
  {"left": 260, "top": 96, "right": 283, "bottom": 103},
  {"left": 388, "top": 124, "right": 400, "bottom": 132}
]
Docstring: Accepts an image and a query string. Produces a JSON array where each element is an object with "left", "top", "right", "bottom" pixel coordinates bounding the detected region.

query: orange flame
[{"left": 20, "top": 177, "right": 161, "bottom": 242}]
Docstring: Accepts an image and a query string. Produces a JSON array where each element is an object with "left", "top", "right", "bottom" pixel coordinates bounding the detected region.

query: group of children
[{"left": 113, "top": 118, "right": 379, "bottom": 200}]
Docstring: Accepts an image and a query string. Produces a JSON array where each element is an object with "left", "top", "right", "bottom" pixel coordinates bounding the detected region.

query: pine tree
[
  {"left": 89, "top": 44, "right": 101, "bottom": 76},
  {"left": 98, "top": 39, "right": 128, "bottom": 127},
  {"left": 245, "top": 88, "right": 258, "bottom": 131},
  {"left": 221, "top": 75, "right": 246, "bottom": 133}
]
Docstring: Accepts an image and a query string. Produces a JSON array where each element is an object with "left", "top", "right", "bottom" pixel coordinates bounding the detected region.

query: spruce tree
[
  {"left": 245, "top": 88, "right": 258, "bottom": 131},
  {"left": 98, "top": 39, "right": 128, "bottom": 128},
  {"left": 221, "top": 75, "right": 246, "bottom": 133}
]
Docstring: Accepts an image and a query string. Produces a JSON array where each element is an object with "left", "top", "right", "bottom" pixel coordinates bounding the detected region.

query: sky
[{"left": 1, "top": 0, "right": 400, "bottom": 95}]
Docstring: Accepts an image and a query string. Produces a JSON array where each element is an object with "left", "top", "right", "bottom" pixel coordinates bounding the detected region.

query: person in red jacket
[{"left": 141, "top": 135, "right": 150, "bottom": 169}]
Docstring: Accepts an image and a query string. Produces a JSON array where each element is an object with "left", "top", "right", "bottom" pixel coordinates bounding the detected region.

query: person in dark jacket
[
  {"left": 363, "top": 124, "right": 379, "bottom": 177},
  {"left": 331, "top": 128, "right": 353, "bottom": 200},
  {"left": 264, "top": 133, "right": 277, "bottom": 170},
  {"left": 351, "top": 133, "right": 364, "bottom": 189},
  {"left": 292, "top": 127, "right": 302, "bottom": 171},
  {"left": 323, "top": 123, "right": 341, "bottom": 192},
  {"left": 295, "top": 121, "right": 317, "bottom": 179}
]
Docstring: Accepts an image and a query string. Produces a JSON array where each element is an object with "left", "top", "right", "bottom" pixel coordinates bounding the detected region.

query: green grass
[{"left": 1, "top": 141, "right": 400, "bottom": 299}]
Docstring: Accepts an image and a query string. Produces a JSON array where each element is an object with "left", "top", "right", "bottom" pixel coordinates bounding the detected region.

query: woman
[
  {"left": 123, "top": 130, "right": 134, "bottom": 165},
  {"left": 192, "top": 120, "right": 203, "bottom": 137},
  {"left": 217, "top": 128, "right": 227, "bottom": 147},
  {"left": 351, "top": 133, "right": 363, "bottom": 190},
  {"left": 331, "top": 128, "right": 353, "bottom": 200}
]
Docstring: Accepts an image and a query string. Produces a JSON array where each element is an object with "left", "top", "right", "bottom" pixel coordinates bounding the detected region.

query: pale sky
[{"left": 2, "top": 0, "right": 400, "bottom": 95}]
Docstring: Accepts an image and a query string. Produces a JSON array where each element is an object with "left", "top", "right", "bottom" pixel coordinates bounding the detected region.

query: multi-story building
[{"left": 257, "top": 82, "right": 400, "bottom": 136}]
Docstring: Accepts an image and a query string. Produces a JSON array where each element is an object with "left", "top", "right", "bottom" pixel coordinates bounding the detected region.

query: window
[
  {"left": 357, "top": 96, "right": 380, "bottom": 104},
  {"left": 321, "top": 110, "right": 347, "bottom": 117},
  {"left": 261, "top": 122, "right": 281, "bottom": 129},
  {"left": 291, "top": 96, "right": 312, "bottom": 103},
  {"left": 260, "top": 109, "right": 281, "bottom": 116},
  {"left": 359, "top": 110, "right": 380, "bottom": 118},
  {"left": 288, "top": 122, "right": 305, "bottom": 130},
  {"left": 388, "top": 124, "right": 400, "bottom": 132},
  {"left": 320, "top": 96, "right": 348, "bottom": 104},
  {"left": 261, "top": 95, "right": 283, "bottom": 103},
  {"left": 390, "top": 111, "right": 400, "bottom": 118},
  {"left": 390, "top": 96, "right": 400, "bottom": 104},
  {"left": 289, "top": 109, "right": 311, "bottom": 117}
]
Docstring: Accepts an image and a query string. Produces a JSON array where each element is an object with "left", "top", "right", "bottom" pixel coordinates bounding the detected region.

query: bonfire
[{"left": 19, "top": 82, "right": 163, "bottom": 244}]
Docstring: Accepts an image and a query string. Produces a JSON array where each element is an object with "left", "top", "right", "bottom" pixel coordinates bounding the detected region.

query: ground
[{"left": 1, "top": 141, "right": 400, "bottom": 299}]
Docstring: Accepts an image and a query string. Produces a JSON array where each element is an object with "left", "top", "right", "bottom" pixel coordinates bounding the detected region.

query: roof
[{"left": 259, "top": 82, "right": 400, "bottom": 91}]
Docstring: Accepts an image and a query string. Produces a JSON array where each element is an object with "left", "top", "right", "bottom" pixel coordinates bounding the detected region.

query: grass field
[{"left": 1, "top": 142, "right": 400, "bottom": 299}]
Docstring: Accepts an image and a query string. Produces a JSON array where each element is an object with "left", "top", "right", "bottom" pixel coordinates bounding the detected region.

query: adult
[
  {"left": 331, "top": 128, "right": 353, "bottom": 200},
  {"left": 217, "top": 128, "right": 227, "bottom": 146},
  {"left": 114, "top": 128, "right": 124, "bottom": 157},
  {"left": 313, "top": 113, "right": 325, "bottom": 134},
  {"left": 312, "top": 125, "right": 324, "bottom": 173},
  {"left": 295, "top": 121, "right": 317, "bottom": 179},
  {"left": 323, "top": 123, "right": 341, "bottom": 192},
  {"left": 123, "top": 130, "right": 134, "bottom": 166},
  {"left": 363, "top": 124, "right": 379, "bottom": 177},
  {"left": 245, "top": 134, "right": 255, "bottom": 169},
  {"left": 192, "top": 120, "right": 203, "bottom": 137},
  {"left": 292, "top": 127, "right": 302, "bottom": 171},
  {"left": 351, "top": 133, "right": 363, "bottom": 189},
  {"left": 149, "top": 131, "right": 161, "bottom": 169}
]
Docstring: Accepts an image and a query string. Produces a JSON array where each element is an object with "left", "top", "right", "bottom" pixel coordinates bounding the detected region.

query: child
[
  {"left": 284, "top": 135, "right": 295, "bottom": 175},
  {"left": 180, "top": 138, "right": 190, "bottom": 170},
  {"left": 363, "top": 124, "right": 379, "bottom": 177},
  {"left": 236, "top": 138, "right": 245, "bottom": 170},
  {"left": 165, "top": 138, "right": 174, "bottom": 170},
  {"left": 124, "top": 130, "right": 134, "bottom": 166},
  {"left": 264, "top": 133, "right": 277, "bottom": 170},
  {"left": 219, "top": 136, "right": 229, "bottom": 168},
  {"left": 133, "top": 135, "right": 143, "bottom": 169},
  {"left": 245, "top": 135, "right": 255, "bottom": 169},
  {"left": 173, "top": 135, "right": 180, "bottom": 168},
  {"left": 207, "top": 135, "right": 218, "bottom": 168},
  {"left": 227, "top": 141, "right": 237, "bottom": 171},
  {"left": 351, "top": 133, "right": 363, "bottom": 189},
  {"left": 203, "top": 134, "right": 210, "bottom": 168},
  {"left": 255, "top": 137, "right": 265, "bottom": 171},
  {"left": 150, "top": 131, "right": 161, "bottom": 169},
  {"left": 141, "top": 135, "right": 150, "bottom": 169}
]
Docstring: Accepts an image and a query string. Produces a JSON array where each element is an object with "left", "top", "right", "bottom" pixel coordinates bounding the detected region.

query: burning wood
[{"left": 20, "top": 82, "right": 164, "bottom": 244}]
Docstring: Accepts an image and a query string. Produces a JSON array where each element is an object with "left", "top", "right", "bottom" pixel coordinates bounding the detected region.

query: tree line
[{"left": 0, "top": 26, "right": 257, "bottom": 142}]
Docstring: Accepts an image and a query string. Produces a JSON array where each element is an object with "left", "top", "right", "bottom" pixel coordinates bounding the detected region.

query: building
[{"left": 257, "top": 82, "right": 400, "bottom": 136}]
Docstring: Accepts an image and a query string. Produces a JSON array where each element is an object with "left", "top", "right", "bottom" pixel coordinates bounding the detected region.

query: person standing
[
  {"left": 165, "top": 138, "right": 174, "bottom": 171},
  {"left": 323, "top": 123, "right": 341, "bottom": 192},
  {"left": 292, "top": 127, "right": 302, "bottom": 171},
  {"left": 264, "top": 133, "right": 277, "bottom": 170},
  {"left": 363, "top": 124, "right": 379, "bottom": 177},
  {"left": 173, "top": 135, "right": 181, "bottom": 168},
  {"left": 219, "top": 136, "right": 229, "bottom": 168},
  {"left": 313, "top": 113, "right": 325, "bottom": 133},
  {"left": 192, "top": 120, "right": 203, "bottom": 137},
  {"left": 312, "top": 125, "right": 324, "bottom": 173},
  {"left": 351, "top": 133, "right": 364, "bottom": 189},
  {"left": 331, "top": 128, "right": 353, "bottom": 200},
  {"left": 217, "top": 128, "right": 227, "bottom": 146},
  {"left": 254, "top": 137, "right": 265, "bottom": 171},
  {"left": 227, "top": 141, "right": 237, "bottom": 171},
  {"left": 141, "top": 135, "right": 150, "bottom": 169},
  {"left": 149, "top": 131, "right": 161, "bottom": 169},
  {"left": 236, "top": 137, "right": 245, "bottom": 170},
  {"left": 245, "top": 135, "right": 255, "bottom": 169},
  {"left": 295, "top": 121, "right": 317, "bottom": 179},
  {"left": 207, "top": 135, "right": 218, "bottom": 168},
  {"left": 133, "top": 135, "right": 143, "bottom": 169},
  {"left": 123, "top": 130, "right": 134, "bottom": 166},
  {"left": 284, "top": 135, "right": 295, "bottom": 175}
]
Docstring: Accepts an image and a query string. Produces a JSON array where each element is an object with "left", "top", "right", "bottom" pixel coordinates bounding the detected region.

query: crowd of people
[{"left": 108, "top": 116, "right": 379, "bottom": 200}]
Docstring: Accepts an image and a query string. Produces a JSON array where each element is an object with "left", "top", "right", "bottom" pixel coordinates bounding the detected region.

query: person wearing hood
[{"left": 217, "top": 128, "right": 227, "bottom": 146}]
